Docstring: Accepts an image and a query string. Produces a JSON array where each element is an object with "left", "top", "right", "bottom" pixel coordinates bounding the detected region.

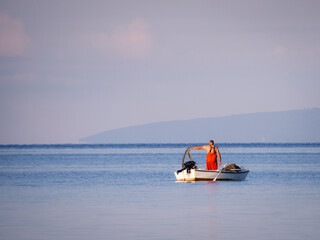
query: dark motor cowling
[{"left": 176, "top": 160, "right": 197, "bottom": 174}]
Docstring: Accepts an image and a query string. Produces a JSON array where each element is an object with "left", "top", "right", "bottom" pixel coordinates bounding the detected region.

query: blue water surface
[{"left": 0, "top": 143, "right": 320, "bottom": 240}]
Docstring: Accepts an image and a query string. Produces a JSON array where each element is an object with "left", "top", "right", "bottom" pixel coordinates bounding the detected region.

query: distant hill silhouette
[{"left": 81, "top": 109, "right": 320, "bottom": 143}]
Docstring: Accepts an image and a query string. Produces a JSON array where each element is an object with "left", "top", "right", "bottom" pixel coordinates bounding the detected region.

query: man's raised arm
[{"left": 189, "top": 146, "right": 205, "bottom": 150}]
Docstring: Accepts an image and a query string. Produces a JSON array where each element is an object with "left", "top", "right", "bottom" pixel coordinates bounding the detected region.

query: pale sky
[{"left": 0, "top": 0, "right": 319, "bottom": 144}]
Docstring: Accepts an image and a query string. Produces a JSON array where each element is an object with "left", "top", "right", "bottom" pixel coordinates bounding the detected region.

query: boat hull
[{"left": 175, "top": 168, "right": 249, "bottom": 181}]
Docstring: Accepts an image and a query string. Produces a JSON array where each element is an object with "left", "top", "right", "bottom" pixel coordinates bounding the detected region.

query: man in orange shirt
[{"left": 189, "top": 140, "right": 222, "bottom": 170}]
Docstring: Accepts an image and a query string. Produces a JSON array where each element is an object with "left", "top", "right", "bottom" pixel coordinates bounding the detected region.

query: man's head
[{"left": 209, "top": 140, "right": 214, "bottom": 146}]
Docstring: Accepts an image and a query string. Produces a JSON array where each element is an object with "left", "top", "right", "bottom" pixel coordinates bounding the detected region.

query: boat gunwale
[{"left": 194, "top": 169, "right": 249, "bottom": 174}]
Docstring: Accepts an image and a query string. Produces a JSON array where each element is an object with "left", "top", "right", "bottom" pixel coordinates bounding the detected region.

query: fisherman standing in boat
[{"left": 189, "top": 140, "right": 221, "bottom": 170}]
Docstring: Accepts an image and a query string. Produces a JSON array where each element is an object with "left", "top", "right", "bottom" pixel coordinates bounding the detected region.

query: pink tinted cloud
[
  {"left": 0, "top": 12, "right": 29, "bottom": 57},
  {"left": 272, "top": 45, "right": 287, "bottom": 56},
  {"left": 271, "top": 44, "right": 320, "bottom": 57},
  {"left": 86, "top": 19, "right": 151, "bottom": 59}
]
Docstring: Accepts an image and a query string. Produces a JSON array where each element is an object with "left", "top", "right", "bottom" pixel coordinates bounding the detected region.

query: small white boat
[
  {"left": 175, "top": 168, "right": 249, "bottom": 181},
  {"left": 174, "top": 147, "right": 249, "bottom": 181}
]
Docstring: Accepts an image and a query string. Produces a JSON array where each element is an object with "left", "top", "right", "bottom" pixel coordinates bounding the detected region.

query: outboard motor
[
  {"left": 183, "top": 160, "right": 197, "bottom": 169},
  {"left": 176, "top": 160, "right": 197, "bottom": 174}
]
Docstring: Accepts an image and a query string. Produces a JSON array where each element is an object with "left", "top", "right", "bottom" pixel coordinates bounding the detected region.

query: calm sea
[{"left": 0, "top": 143, "right": 320, "bottom": 240}]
